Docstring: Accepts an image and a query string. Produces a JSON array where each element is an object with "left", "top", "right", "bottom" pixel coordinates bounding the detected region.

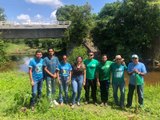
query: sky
[{"left": 0, "top": 0, "right": 118, "bottom": 23}]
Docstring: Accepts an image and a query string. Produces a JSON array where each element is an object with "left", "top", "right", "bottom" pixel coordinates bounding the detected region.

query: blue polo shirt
[
  {"left": 58, "top": 62, "right": 72, "bottom": 77},
  {"left": 29, "top": 58, "right": 43, "bottom": 81},
  {"left": 43, "top": 56, "right": 60, "bottom": 77},
  {"left": 127, "top": 62, "right": 147, "bottom": 85}
]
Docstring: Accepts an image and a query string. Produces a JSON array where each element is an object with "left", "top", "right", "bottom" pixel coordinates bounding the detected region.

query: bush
[
  {"left": 68, "top": 45, "right": 88, "bottom": 64},
  {"left": 0, "top": 40, "right": 7, "bottom": 66}
]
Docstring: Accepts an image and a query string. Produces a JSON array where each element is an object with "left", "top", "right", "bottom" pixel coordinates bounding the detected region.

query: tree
[
  {"left": 0, "top": 8, "right": 6, "bottom": 21},
  {"left": 92, "top": 0, "right": 160, "bottom": 60},
  {"left": 56, "top": 3, "right": 94, "bottom": 45}
]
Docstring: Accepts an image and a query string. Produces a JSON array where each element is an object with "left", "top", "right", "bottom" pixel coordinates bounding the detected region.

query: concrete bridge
[{"left": 0, "top": 21, "right": 71, "bottom": 39}]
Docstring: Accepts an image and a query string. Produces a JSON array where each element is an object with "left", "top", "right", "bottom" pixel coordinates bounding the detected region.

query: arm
[
  {"left": 83, "top": 69, "right": 86, "bottom": 86},
  {"left": 44, "top": 66, "right": 56, "bottom": 78},
  {"left": 29, "top": 67, "right": 34, "bottom": 86}
]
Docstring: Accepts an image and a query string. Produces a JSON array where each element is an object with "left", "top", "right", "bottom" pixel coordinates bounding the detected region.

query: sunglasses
[{"left": 89, "top": 54, "right": 93, "bottom": 56}]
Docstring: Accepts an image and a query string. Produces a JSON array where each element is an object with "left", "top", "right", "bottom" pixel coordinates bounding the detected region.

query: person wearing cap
[
  {"left": 97, "top": 54, "right": 113, "bottom": 106},
  {"left": 110, "top": 55, "right": 127, "bottom": 108},
  {"left": 84, "top": 52, "right": 99, "bottom": 105},
  {"left": 126, "top": 54, "right": 147, "bottom": 108}
]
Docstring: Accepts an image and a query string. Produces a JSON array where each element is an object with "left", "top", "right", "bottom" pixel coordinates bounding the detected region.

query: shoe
[
  {"left": 120, "top": 105, "right": 125, "bottom": 109},
  {"left": 94, "top": 102, "right": 98, "bottom": 106},
  {"left": 60, "top": 102, "right": 63, "bottom": 106},
  {"left": 77, "top": 102, "right": 80, "bottom": 106},
  {"left": 126, "top": 104, "right": 131, "bottom": 108},
  {"left": 84, "top": 101, "right": 88, "bottom": 105},
  {"left": 50, "top": 103, "right": 54, "bottom": 108},
  {"left": 31, "top": 106, "right": 34, "bottom": 111},
  {"left": 53, "top": 100, "right": 59, "bottom": 106},
  {"left": 104, "top": 102, "right": 108, "bottom": 107},
  {"left": 100, "top": 102, "right": 104, "bottom": 107},
  {"left": 71, "top": 105, "right": 75, "bottom": 109}
]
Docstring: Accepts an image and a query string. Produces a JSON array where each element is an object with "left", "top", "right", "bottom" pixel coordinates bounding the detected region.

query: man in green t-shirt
[
  {"left": 97, "top": 54, "right": 113, "bottom": 106},
  {"left": 110, "top": 55, "right": 127, "bottom": 108},
  {"left": 84, "top": 52, "right": 99, "bottom": 105}
]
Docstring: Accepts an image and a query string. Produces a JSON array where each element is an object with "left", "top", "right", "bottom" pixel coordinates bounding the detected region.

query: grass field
[{"left": 0, "top": 71, "right": 160, "bottom": 120}]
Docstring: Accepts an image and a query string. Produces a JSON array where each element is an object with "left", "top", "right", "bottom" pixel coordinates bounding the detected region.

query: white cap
[
  {"left": 115, "top": 55, "right": 122, "bottom": 60},
  {"left": 132, "top": 54, "right": 139, "bottom": 59}
]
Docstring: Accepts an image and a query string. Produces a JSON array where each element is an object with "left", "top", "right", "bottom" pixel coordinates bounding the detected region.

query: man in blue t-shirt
[
  {"left": 57, "top": 55, "right": 72, "bottom": 105},
  {"left": 43, "top": 48, "right": 60, "bottom": 107},
  {"left": 126, "top": 54, "right": 147, "bottom": 108},
  {"left": 29, "top": 50, "right": 43, "bottom": 111}
]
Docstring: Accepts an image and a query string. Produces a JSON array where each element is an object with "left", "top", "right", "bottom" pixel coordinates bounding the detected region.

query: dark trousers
[
  {"left": 127, "top": 84, "right": 144, "bottom": 106},
  {"left": 100, "top": 80, "right": 110, "bottom": 103},
  {"left": 84, "top": 79, "right": 97, "bottom": 102}
]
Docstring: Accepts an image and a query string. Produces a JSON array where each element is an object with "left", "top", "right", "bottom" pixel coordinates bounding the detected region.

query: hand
[
  {"left": 97, "top": 81, "right": 100, "bottom": 87},
  {"left": 66, "top": 80, "right": 70, "bottom": 85},
  {"left": 83, "top": 81, "right": 86, "bottom": 86},
  {"left": 58, "top": 80, "right": 61, "bottom": 85},
  {"left": 31, "top": 81, "right": 34, "bottom": 86},
  {"left": 52, "top": 73, "right": 57, "bottom": 78},
  {"left": 133, "top": 69, "right": 139, "bottom": 74}
]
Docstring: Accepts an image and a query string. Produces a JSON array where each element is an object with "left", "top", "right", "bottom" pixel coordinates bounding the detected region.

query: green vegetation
[{"left": 0, "top": 71, "right": 159, "bottom": 120}]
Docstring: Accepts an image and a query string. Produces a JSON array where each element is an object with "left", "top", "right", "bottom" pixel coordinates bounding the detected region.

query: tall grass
[{"left": 0, "top": 71, "right": 160, "bottom": 120}]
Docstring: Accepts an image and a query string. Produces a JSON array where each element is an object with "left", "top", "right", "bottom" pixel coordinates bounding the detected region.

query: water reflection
[{"left": 19, "top": 57, "right": 31, "bottom": 73}]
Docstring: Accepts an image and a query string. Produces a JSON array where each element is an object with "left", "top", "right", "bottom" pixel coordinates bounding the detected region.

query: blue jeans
[
  {"left": 46, "top": 77, "right": 56, "bottom": 101},
  {"left": 72, "top": 75, "right": 84, "bottom": 104},
  {"left": 127, "top": 84, "right": 144, "bottom": 106},
  {"left": 112, "top": 82, "right": 125, "bottom": 106},
  {"left": 59, "top": 76, "right": 69, "bottom": 103},
  {"left": 30, "top": 79, "right": 43, "bottom": 106}
]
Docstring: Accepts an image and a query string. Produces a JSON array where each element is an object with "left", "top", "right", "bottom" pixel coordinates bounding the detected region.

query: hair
[
  {"left": 35, "top": 49, "right": 42, "bottom": 54},
  {"left": 89, "top": 51, "right": 94, "bottom": 55},
  {"left": 76, "top": 56, "right": 83, "bottom": 61},
  {"left": 47, "top": 48, "right": 54, "bottom": 52},
  {"left": 102, "top": 54, "right": 107, "bottom": 57}
]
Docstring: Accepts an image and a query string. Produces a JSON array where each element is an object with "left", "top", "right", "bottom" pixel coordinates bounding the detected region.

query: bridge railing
[{"left": 0, "top": 21, "right": 71, "bottom": 26}]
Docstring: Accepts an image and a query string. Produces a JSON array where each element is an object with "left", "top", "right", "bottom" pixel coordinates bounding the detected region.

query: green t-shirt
[
  {"left": 84, "top": 59, "right": 99, "bottom": 80},
  {"left": 110, "top": 63, "right": 127, "bottom": 84},
  {"left": 97, "top": 61, "right": 113, "bottom": 81}
]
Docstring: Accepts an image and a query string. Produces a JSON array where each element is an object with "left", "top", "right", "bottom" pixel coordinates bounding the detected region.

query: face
[
  {"left": 132, "top": 57, "right": 139, "bottom": 64},
  {"left": 116, "top": 58, "right": 122, "bottom": 64},
  {"left": 36, "top": 52, "right": 42, "bottom": 59},
  {"left": 77, "top": 57, "right": 82, "bottom": 63},
  {"left": 88, "top": 52, "right": 94, "bottom": 59},
  {"left": 62, "top": 55, "right": 67, "bottom": 62},
  {"left": 48, "top": 49, "right": 54, "bottom": 56},
  {"left": 102, "top": 55, "right": 107, "bottom": 62}
]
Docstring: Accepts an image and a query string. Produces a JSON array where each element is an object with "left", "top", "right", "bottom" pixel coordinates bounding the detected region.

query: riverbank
[{"left": 0, "top": 71, "right": 159, "bottom": 120}]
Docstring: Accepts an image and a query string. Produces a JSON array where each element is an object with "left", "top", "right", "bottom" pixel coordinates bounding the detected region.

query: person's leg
[
  {"left": 51, "top": 78, "right": 58, "bottom": 105},
  {"left": 112, "top": 83, "right": 119, "bottom": 105},
  {"left": 91, "top": 79, "right": 97, "bottom": 103},
  {"left": 30, "top": 80, "right": 38, "bottom": 107},
  {"left": 84, "top": 79, "right": 90, "bottom": 103},
  {"left": 137, "top": 85, "right": 144, "bottom": 106},
  {"left": 59, "top": 77, "right": 63, "bottom": 103},
  {"left": 77, "top": 75, "right": 84, "bottom": 103},
  {"left": 46, "top": 77, "right": 52, "bottom": 101},
  {"left": 37, "top": 79, "right": 43, "bottom": 100},
  {"left": 100, "top": 80, "right": 105, "bottom": 103},
  {"left": 104, "top": 80, "right": 110, "bottom": 103},
  {"left": 63, "top": 76, "right": 69, "bottom": 103},
  {"left": 126, "top": 84, "right": 135, "bottom": 107},
  {"left": 72, "top": 77, "right": 78, "bottom": 105},
  {"left": 119, "top": 82, "right": 125, "bottom": 107}
]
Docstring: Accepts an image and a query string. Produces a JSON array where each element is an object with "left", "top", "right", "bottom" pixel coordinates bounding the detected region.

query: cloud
[
  {"left": 50, "top": 10, "right": 57, "bottom": 20},
  {"left": 25, "top": 0, "right": 63, "bottom": 8},
  {"left": 34, "top": 14, "right": 42, "bottom": 20},
  {"left": 17, "top": 14, "right": 31, "bottom": 23}
]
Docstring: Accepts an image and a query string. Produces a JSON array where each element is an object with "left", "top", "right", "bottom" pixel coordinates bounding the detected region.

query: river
[{"left": 6, "top": 55, "right": 160, "bottom": 86}]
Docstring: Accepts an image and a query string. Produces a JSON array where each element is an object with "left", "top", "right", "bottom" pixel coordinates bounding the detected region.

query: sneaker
[
  {"left": 94, "top": 102, "right": 98, "bottom": 106},
  {"left": 71, "top": 105, "right": 75, "bottom": 109},
  {"left": 100, "top": 102, "right": 104, "bottom": 107},
  {"left": 77, "top": 102, "right": 80, "bottom": 106},
  {"left": 84, "top": 101, "right": 88, "bottom": 105},
  {"left": 31, "top": 106, "right": 34, "bottom": 111},
  {"left": 104, "top": 102, "right": 108, "bottom": 107},
  {"left": 53, "top": 100, "right": 59, "bottom": 106}
]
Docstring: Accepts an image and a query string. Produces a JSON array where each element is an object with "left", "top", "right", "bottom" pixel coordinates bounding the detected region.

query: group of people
[{"left": 28, "top": 48, "right": 147, "bottom": 111}]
